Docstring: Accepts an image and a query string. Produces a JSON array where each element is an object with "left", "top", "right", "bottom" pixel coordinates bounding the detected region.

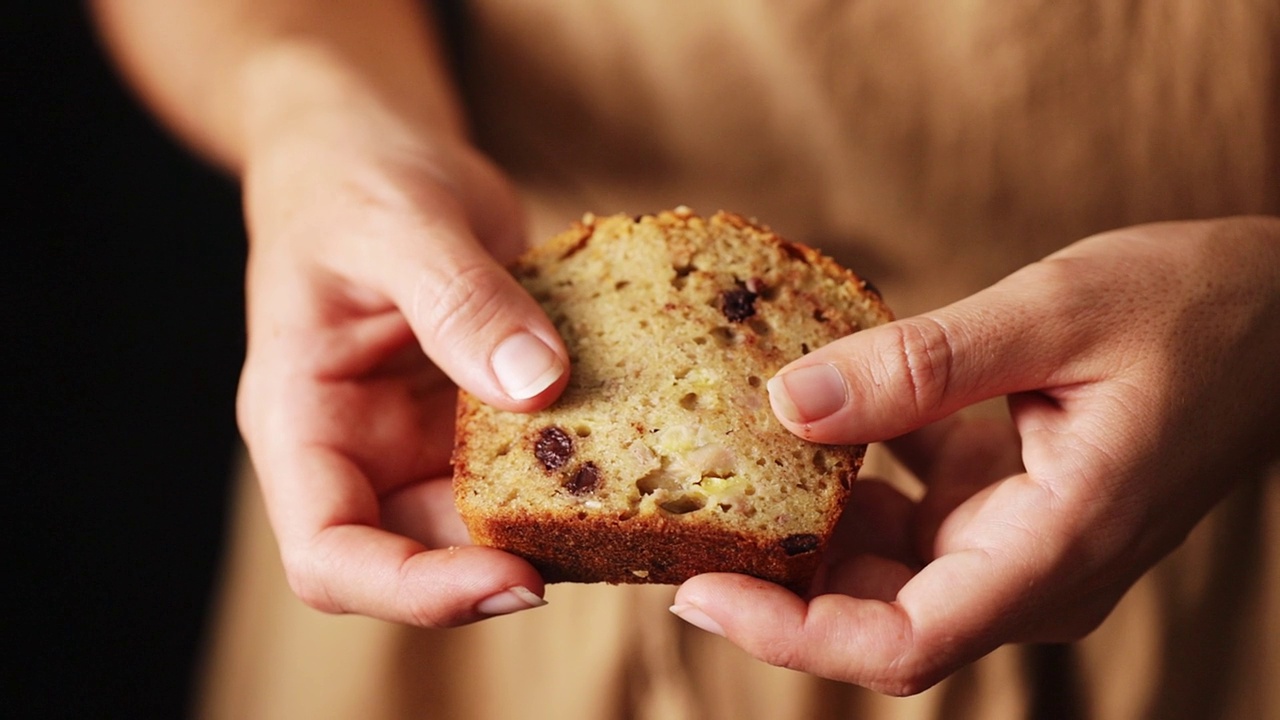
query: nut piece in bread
[{"left": 452, "top": 208, "right": 892, "bottom": 587}]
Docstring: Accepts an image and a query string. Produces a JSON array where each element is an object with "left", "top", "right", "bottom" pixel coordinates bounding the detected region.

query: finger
[
  {"left": 808, "top": 479, "right": 920, "bottom": 597},
  {"left": 239, "top": 347, "right": 458, "bottom": 497},
  {"left": 672, "top": 573, "right": 930, "bottom": 694},
  {"left": 672, "top": 554, "right": 1003, "bottom": 695},
  {"left": 815, "top": 554, "right": 916, "bottom": 602},
  {"left": 380, "top": 479, "right": 473, "bottom": 548},
  {"left": 766, "top": 260, "right": 1105, "bottom": 444},
  {"left": 881, "top": 414, "right": 965, "bottom": 481},
  {"left": 338, "top": 189, "right": 568, "bottom": 411},
  {"left": 672, "top": 474, "right": 1067, "bottom": 695},
  {"left": 823, "top": 479, "right": 920, "bottom": 569},
  {"left": 885, "top": 415, "right": 1022, "bottom": 484},
  {"left": 882, "top": 416, "right": 1025, "bottom": 560},
  {"left": 447, "top": 145, "right": 532, "bottom": 266},
  {"left": 261, "top": 444, "right": 547, "bottom": 626}
]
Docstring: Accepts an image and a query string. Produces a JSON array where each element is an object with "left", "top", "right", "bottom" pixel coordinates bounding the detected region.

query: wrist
[{"left": 236, "top": 38, "right": 467, "bottom": 176}]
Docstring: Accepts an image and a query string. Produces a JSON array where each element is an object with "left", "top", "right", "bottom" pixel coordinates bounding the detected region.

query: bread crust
[
  {"left": 454, "top": 402, "right": 866, "bottom": 588},
  {"left": 453, "top": 208, "right": 892, "bottom": 587}
]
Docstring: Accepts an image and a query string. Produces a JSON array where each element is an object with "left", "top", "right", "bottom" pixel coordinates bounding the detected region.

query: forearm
[{"left": 92, "top": 0, "right": 466, "bottom": 172}]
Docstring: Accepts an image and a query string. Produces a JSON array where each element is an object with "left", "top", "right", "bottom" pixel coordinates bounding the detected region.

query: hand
[
  {"left": 236, "top": 114, "right": 568, "bottom": 627},
  {"left": 671, "top": 217, "right": 1280, "bottom": 694}
]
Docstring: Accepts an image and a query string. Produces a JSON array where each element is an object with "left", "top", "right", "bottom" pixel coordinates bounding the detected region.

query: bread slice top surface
[{"left": 452, "top": 208, "right": 892, "bottom": 583}]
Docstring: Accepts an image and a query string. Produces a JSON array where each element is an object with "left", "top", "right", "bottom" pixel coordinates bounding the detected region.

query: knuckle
[
  {"left": 755, "top": 636, "right": 807, "bottom": 673},
  {"left": 881, "top": 316, "right": 956, "bottom": 416},
  {"left": 1017, "top": 256, "right": 1094, "bottom": 325},
  {"left": 871, "top": 624, "right": 950, "bottom": 696},
  {"left": 233, "top": 367, "right": 265, "bottom": 442},
  {"left": 233, "top": 380, "right": 255, "bottom": 440},
  {"left": 877, "top": 654, "right": 949, "bottom": 696},
  {"left": 401, "top": 602, "right": 444, "bottom": 629},
  {"left": 883, "top": 673, "right": 940, "bottom": 697},
  {"left": 394, "top": 562, "right": 450, "bottom": 629},
  {"left": 416, "top": 262, "right": 508, "bottom": 348},
  {"left": 281, "top": 550, "right": 342, "bottom": 615}
]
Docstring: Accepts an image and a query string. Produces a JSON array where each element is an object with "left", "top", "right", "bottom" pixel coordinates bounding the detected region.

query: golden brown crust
[
  {"left": 454, "top": 407, "right": 865, "bottom": 589},
  {"left": 453, "top": 208, "right": 892, "bottom": 587},
  {"left": 464, "top": 505, "right": 857, "bottom": 591}
]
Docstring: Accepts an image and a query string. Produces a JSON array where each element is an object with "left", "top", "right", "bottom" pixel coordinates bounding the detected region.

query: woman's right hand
[
  {"left": 93, "top": 0, "right": 566, "bottom": 625},
  {"left": 235, "top": 88, "right": 568, "bottom": 626}
]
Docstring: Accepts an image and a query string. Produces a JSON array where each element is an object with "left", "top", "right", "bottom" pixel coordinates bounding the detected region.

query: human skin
[
  {"left": 672, "top": 217, "right": 1280, "bottom": 694},
  {"left": 96, "top": 0, "right": 1280, "bottom": 690},
  {"left": 94, "top": 0, "right": 565, "bottom": 623}
]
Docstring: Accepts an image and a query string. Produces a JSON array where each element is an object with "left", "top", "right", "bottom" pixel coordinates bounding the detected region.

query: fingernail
[
  {"left": 767, "top": 364, "right": 848, "bottom": 423},
  {"left": 669, "top": 603, "right": 725, "bottom": 637},
  {"left": 492, "top": 332, "right": 564, "bottom": 400},
  {"left": 476, "top": 586, "right": 547, "bottom": 616}
]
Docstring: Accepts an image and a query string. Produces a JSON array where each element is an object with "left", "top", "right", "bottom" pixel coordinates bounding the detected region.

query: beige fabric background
[{"left": 199, "top": 2, "right": 1280, "bottom": 718}]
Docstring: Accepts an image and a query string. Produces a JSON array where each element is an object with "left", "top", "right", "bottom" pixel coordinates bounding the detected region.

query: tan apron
[{"left": 198, "top": 2, "right": 1280, "bottom": 717}]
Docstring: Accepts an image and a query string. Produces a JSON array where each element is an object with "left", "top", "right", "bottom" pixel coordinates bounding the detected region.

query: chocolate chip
[
  {"left": 779, "top": 533, "right": 820, "bottom": 556},
  {"left": 564, "top": 462, "right": 601, "bottom": 495},
  {"left": 720, "top": 287, "right": 758, "bottom": 323},
  {"left": 534, "top": 426, "right": 574, "bottom": 471}
]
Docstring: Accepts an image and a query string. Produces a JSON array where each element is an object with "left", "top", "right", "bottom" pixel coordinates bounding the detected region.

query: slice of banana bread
[{"left": 452, "top": 208, "right": 892, "bottom": 588}]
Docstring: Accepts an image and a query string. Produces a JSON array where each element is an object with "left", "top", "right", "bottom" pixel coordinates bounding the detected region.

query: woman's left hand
[{"left": 671, "top": 216, "right": 1280, "bottom": 695}]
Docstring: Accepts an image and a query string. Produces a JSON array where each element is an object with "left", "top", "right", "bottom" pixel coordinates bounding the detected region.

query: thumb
[
  {"left": 766, "top": 262, "right": 1096, "bottom": 444},
  {"left": 372, "top": 196, "right": 569, "bottom": 411}
]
